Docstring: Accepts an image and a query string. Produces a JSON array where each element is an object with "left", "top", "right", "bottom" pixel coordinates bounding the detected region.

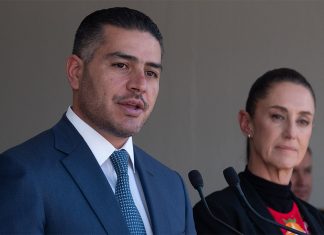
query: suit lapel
[
  {"left": 294, "top": 196, "right": 324, "bottom": 234},
  {"left": 134, "top": 147, "right": 171, "bottom": 235},
  {"left": 242, "top": 175, "right": 324, "bottom": 234},
  {"left": 53, "top": 115, "right": 129, "bottom": 234}
]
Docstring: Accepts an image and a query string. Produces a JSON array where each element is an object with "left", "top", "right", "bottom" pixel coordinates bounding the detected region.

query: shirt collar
[{"left": 66, "top": 106, "right": 135, "bottom": 172}]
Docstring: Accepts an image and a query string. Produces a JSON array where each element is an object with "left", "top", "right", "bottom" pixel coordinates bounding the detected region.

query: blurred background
[{"left": 1, "top": 0, "right": 324, "bottom": 208}]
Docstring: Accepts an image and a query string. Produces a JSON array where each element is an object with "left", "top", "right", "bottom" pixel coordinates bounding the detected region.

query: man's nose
[{"left": 127, "top": 69, "right": 147, "bottom": 94}]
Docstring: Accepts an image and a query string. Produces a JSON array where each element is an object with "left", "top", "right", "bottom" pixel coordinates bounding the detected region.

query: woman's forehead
[{"left": 256, "top": 82, "right": 315, "bottom": 114}]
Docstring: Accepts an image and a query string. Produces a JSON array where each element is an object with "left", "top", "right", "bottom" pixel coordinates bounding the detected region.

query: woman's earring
[{"left": 248, "top": 134, "right": 251, "bottom": 138}]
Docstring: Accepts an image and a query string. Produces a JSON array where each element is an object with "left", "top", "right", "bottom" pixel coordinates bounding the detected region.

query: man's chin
[
  {"left": 112, "top": 126, "right": 142, "bottom": 138},
  {"left": 117, "top": 120, "right": 146, "bottom": 136},
  {"left": 295, "top": 192, "right": 310, "bottom": 201}
]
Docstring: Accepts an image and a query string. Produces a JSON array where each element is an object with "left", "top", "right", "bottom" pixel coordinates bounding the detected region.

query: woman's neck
[
  {"left": 248, "top": 160, "right": 292, "bottom": 185},
  {"left": 243, "top": 167, "right": 294, "bottom": 212}
]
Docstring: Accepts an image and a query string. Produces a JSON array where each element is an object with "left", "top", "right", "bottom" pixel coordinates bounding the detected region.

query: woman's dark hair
[
  {"left": 72, "top": 7, "right": 163, "bottom": 63},
  {"left": 245, "top": 68, "right": 316, "bottom": 160}
]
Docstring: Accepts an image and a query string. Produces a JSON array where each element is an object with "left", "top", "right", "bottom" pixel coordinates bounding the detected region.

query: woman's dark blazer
[{"left": 193, "top": 172, "right": 324, "bottom": 235}]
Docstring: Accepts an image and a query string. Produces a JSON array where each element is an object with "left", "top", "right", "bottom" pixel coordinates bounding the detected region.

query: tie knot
[{"left": 110, "top": 149, "right": 129, "bottom": 175}]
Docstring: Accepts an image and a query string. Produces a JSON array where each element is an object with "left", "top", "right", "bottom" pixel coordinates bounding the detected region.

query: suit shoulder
[
  {"left": 300, "top": 199, "right": 321, "bottom": 211},
  {"left": 195, "top": 186, "right": 239, "bottom": 211},
  {"left": 193, "top": 186, "right": 246, "bottom": 234},
  {"left": 1, "top": 128, "right": 54, "bottom": 159},
  {"left": 0, "top": 128, "right": 56, "bottom": 185},
  {"left": 298, "top": 199, "right": 324, "bottom": 219}
]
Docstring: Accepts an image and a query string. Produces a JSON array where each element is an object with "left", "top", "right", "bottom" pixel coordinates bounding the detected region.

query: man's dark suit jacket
[
  {"left": 0, "top": 115, "right": 196, "bottom": 234},
  {"left": 193, "top": 172, "right": 324, "bottom": 234}
]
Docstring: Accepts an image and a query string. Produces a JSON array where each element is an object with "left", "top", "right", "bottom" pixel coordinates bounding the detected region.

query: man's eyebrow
[
  {"left": 105, "top": 51, "right": 138, "bottom": 61},
  {"left": 147, "top": 62, "right": 162, "bottom": 71},
  {"left": 105, "top": 51, "right": 162, "bottom": 71}
]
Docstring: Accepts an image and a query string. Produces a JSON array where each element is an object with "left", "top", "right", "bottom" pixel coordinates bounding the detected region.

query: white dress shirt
[{"left": 66, "top": 107, "right": 153, "bottom": 235}]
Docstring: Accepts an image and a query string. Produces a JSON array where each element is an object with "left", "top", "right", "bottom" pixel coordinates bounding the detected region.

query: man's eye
[
  {"left": 112, "top": 63, "right": 127, "bottom": 69},
  {"left": 145, "top": 71, "right": 158, "bottom": 78}
]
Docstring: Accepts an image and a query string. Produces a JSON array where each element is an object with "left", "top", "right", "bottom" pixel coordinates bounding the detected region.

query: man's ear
[
  {"left": 66, "top": 55, "right": 84, "bottom": 90},
  {"left": 238, "top": 110, "right": 253, "bottom": 138}
]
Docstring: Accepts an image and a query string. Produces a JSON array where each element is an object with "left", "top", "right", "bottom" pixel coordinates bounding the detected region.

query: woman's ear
[
  {"left": 66, "top": 55, "right": 84, "bottom": 90},
  {"left": 238, "top": 110, "right": 253, "bottom": 138}
]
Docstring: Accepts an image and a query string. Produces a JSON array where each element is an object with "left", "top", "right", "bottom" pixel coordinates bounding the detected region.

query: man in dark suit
[{"left": 0, "top": 7, "right": 195, "bottom": 234}]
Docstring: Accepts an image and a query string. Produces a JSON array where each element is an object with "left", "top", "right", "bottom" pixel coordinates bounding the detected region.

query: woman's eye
[
  {"left": 297, "top": 119, "right": 310, "bottom": 127},
  {"left": 271, "top": 114, "right": 284, "bottom": 121}
]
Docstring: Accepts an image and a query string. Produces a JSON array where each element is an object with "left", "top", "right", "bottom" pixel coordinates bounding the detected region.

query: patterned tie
[{"left": 110, "top": 150, "right": 146, "bottom": 235}]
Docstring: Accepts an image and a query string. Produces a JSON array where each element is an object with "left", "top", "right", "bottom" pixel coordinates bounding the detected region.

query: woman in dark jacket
[{"left": 194, "top": 68, "right": 324, "bottom": 235}]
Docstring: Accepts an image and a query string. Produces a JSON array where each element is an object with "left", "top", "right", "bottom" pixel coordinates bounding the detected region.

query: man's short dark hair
[{"left": 72, "top": 7, "right": 163, "bottom": 63}]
